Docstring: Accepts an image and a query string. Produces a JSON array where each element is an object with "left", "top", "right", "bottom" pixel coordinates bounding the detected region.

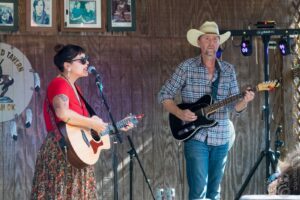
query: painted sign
[{"left": 0, "top": 43, "right": 34, "bottom": 122}]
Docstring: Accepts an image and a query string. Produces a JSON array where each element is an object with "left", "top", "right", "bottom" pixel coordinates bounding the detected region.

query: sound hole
[{"left": 91, "top": 129, "right": 101, "bottom": 141}]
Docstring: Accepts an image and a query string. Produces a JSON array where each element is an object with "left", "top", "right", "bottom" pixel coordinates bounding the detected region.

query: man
[{"left": 158, "top": 21, "right": 255, "bottom": 200}]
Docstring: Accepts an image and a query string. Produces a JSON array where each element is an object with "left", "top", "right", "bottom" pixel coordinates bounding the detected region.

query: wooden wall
[{"left": 0, "top": 0, "right": 297, "bottom": 199}]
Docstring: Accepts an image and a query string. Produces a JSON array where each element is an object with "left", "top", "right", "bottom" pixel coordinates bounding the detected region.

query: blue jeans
[{"left": 184, "top": 139, "right": 229, "bottom": 200}]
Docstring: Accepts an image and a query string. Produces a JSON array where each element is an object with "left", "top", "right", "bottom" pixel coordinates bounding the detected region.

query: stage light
[
  {"left": 278, "top": 35, "right": 290, "bottom": 56},
  {"left": 240, "top": 36, "right": 252, "bottom": 56},
  {"left": 216, "top": 47, "right": 223, "bottom": 59}
]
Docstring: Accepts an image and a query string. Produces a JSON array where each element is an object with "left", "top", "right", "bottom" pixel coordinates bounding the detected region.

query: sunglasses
[{"left": 70, "top": 56, "right": 89, "bottom": 65}]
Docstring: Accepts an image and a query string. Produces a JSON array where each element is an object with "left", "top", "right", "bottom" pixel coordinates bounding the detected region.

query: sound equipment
[{"left": 240, "top": 195, "right": 300, "bottom": 200}]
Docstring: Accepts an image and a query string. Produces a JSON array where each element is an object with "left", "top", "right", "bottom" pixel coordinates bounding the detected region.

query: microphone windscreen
[{"left": 88, "top": 66, "right": 96, "bottom": 74}]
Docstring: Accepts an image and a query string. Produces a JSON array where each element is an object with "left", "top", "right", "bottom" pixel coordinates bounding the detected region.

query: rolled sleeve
[{"left": 158, "top": 64, "right": 187, "bottom": 103}]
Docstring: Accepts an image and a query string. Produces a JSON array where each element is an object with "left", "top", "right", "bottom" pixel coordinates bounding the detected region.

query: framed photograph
[
  {"left": 0, "top": 0, "right": 18, "bottom": 32},
  {"left": 107, "top": 0, "right": 136, "bottom": 32},
  {"left": 26, "top": 0, "right": 57, "bottom": 32},
  {"left": 62, "top": 0, "right": 105, "bottom": 31}
]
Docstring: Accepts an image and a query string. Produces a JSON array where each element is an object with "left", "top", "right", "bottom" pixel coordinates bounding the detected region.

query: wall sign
[{"left": 0, "top": 43, "right": 34, "bottom": 122}]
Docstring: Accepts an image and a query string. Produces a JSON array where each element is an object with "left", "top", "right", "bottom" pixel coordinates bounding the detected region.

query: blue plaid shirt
[{"left": 158, "top": 56, "right": 240, "bottom": 146}]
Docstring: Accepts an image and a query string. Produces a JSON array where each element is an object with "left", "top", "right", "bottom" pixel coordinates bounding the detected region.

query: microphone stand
[
  {"left": 127, "top": 135, "right": 155, "bottom": 200},
  {"left": 94, "top": 76, "right": 123, "bottom": 200}
]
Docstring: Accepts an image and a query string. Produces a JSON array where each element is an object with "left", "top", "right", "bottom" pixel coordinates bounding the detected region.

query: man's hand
[
  {"left": 243, "top": 88, "right": 255, "bottom": 103},
  {"left": 177, "top": 109, "right": 198, "bottom": 122}
]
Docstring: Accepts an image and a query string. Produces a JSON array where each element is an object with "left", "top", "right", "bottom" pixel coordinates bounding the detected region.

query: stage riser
[{"left": 240, "top": 195, "right": 300, "bottom": 200}]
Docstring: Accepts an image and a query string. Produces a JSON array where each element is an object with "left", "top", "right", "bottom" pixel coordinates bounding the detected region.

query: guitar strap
[
  {"left": 45, "top": 85, "right": 97, "bottom": 159},
  {"left": 211, "top": 61, "right": 221, "bottom": 100},
  {"left": 75, "top": 85, "right": 96, "bottom": 117},
  {"left": 45, "top": 97, "right": 68, "bottom": 154},
  {"left": 46, "top": 85, "right": 96, "bottom": 156}
]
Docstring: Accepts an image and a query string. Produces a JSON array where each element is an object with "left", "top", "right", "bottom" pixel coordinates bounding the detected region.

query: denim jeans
[{"left": 184, "top": 139, "right": 229, "bottom": 200}]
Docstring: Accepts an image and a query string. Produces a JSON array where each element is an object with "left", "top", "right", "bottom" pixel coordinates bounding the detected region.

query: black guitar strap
[
  {"left": 75, "top": 85, "right": 96, "bottom": 117},
  {"left": 211, "top": 61, "right": 221, "bottom": 100},
  {"left": 46, "top": 97, "right": 68, "bottom": 155}
]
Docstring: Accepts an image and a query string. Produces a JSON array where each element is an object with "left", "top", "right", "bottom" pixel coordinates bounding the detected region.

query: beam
[{"left": 220, "top": 28, "right": 300, "bottom": 37}]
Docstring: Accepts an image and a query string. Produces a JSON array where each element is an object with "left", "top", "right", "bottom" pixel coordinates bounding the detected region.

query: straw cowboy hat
[{"left": 187, "top": 21, "right": 231, "bottom": 48}]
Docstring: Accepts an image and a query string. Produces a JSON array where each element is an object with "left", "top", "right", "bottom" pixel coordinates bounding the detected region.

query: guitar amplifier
[{"left": 240, "top": 195, "right": 300, "bottom": 200}]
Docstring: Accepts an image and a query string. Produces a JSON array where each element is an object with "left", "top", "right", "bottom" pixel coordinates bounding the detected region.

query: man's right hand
[{"left": 177, "top": 109, "right": 198, "bottom": 122}]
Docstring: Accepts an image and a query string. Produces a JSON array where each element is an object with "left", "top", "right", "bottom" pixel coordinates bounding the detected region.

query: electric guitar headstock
[{"left": 256, "top": 80, "right": 280, "bottom": 92}]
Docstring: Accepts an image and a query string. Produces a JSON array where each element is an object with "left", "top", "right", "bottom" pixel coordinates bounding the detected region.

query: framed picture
[
  {"left": 62, "top": 0, "right": 105, "bottom": 31},
  {"left": 107, "top": 0, "right": 136, "bottom": 32},
  {"left": 26, "top": 0, "right": 57, "bottom": 32},
  {"left": 0, "top": 0, "right": 18, "bottom": 32}
]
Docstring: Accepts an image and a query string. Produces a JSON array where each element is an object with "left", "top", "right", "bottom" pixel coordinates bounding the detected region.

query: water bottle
[
  {"left": 155, "top": 188, "right": 164, "bottom": 200},
  {"left": 165, "top": 187, "right": 175, "bottom": 200}
]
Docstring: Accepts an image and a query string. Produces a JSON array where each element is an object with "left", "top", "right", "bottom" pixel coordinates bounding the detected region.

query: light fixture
[
  {"left": 216, "top": 47, "right": 223, "bottom": 59},
  {"left": 240, "top": 36, "right": 252, "bottom": 56},
  {"left": 278, "top": 35, "right": 290, "bottom": 56}
]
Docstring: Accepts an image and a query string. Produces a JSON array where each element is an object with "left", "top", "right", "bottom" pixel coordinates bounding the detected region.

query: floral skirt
[{"left": 31, "top": 133, "right": 97, "bottom": 200}]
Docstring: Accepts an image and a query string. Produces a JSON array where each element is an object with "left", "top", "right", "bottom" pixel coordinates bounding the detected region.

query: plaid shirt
[{"left": 158, "top": 56, "right": 240, "bottom": 146}]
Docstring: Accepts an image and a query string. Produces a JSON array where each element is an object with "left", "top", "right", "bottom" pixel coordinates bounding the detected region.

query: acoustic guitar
[{"left": 59, "top": 114, "right": 143, "bottom": 169}]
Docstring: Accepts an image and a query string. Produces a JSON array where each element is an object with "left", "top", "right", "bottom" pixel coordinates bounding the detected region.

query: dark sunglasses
[{"left": 70, "top": 56, "right": 89, "bottom": 65}]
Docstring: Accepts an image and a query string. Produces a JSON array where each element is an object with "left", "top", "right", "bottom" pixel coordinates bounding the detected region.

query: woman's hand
[
  {"left": 120, "top": 121, "right": 135, "bottom": 132},
  {"left": 91, "top": 115, "right": 108, "bottom": 133},
  {"left": 119, "top": 115, "right": 135, "bottom": 132}
]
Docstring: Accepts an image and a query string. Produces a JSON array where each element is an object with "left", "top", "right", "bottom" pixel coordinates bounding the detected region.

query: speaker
[{"left": 240, "top": 195, "right": 300, "bottom": 200}]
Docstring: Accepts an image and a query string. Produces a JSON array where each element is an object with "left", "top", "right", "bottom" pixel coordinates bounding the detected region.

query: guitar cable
[{"left": 176, "top": 141, "right": 184, "bottom": 200}]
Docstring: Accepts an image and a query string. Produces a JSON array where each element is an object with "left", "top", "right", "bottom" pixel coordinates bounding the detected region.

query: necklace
[{"left": 60, "top": 74, "right": 82, "bottom": 106}]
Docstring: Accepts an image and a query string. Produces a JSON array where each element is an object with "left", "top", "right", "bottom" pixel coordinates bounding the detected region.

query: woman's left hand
[{"left": 120, "top": 121, "right": 134, "bottom": 132}]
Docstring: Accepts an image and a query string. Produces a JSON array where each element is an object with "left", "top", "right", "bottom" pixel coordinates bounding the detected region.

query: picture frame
[
  {"left": 0, "top": 0, "right": 18, "bottom": 32},
  {"left": 107, "top": 0, "right": 136, "bottom": 32},
  {"left": 26, "top": 0, "right": 57, "bottom": 32},
  {"left": 62, "top": 0, "right": 106, "bottom": 31}
]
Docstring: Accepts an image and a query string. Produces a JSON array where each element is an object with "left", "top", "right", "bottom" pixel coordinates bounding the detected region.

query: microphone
[{"left": 88, "top": 65, "right": 101, "bottom": 81}]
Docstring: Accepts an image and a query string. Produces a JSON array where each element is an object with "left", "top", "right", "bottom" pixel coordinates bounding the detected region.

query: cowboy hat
[{"left": 187, "top": 21, "right": 231, "bottom": 48}]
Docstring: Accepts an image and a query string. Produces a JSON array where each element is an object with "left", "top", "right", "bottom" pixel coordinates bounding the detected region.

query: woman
[
  {"left": 268, "top": 145, "right": 300, "bottom": 195},
  {"left": 32, "top": 0, "right": 50, "bottom": 25},
  {"left": 31, "top": 44, "right": 132, "bottom": 199}
]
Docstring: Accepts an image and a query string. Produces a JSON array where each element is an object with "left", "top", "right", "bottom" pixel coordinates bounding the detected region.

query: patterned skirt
[{"left": 31, "top": 133, "right": 98, "bottom": 200}]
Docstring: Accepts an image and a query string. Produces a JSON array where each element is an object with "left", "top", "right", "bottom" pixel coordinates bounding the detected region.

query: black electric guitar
[{"left": 169, "top": 81, "right": 279, "bottom": 141}]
